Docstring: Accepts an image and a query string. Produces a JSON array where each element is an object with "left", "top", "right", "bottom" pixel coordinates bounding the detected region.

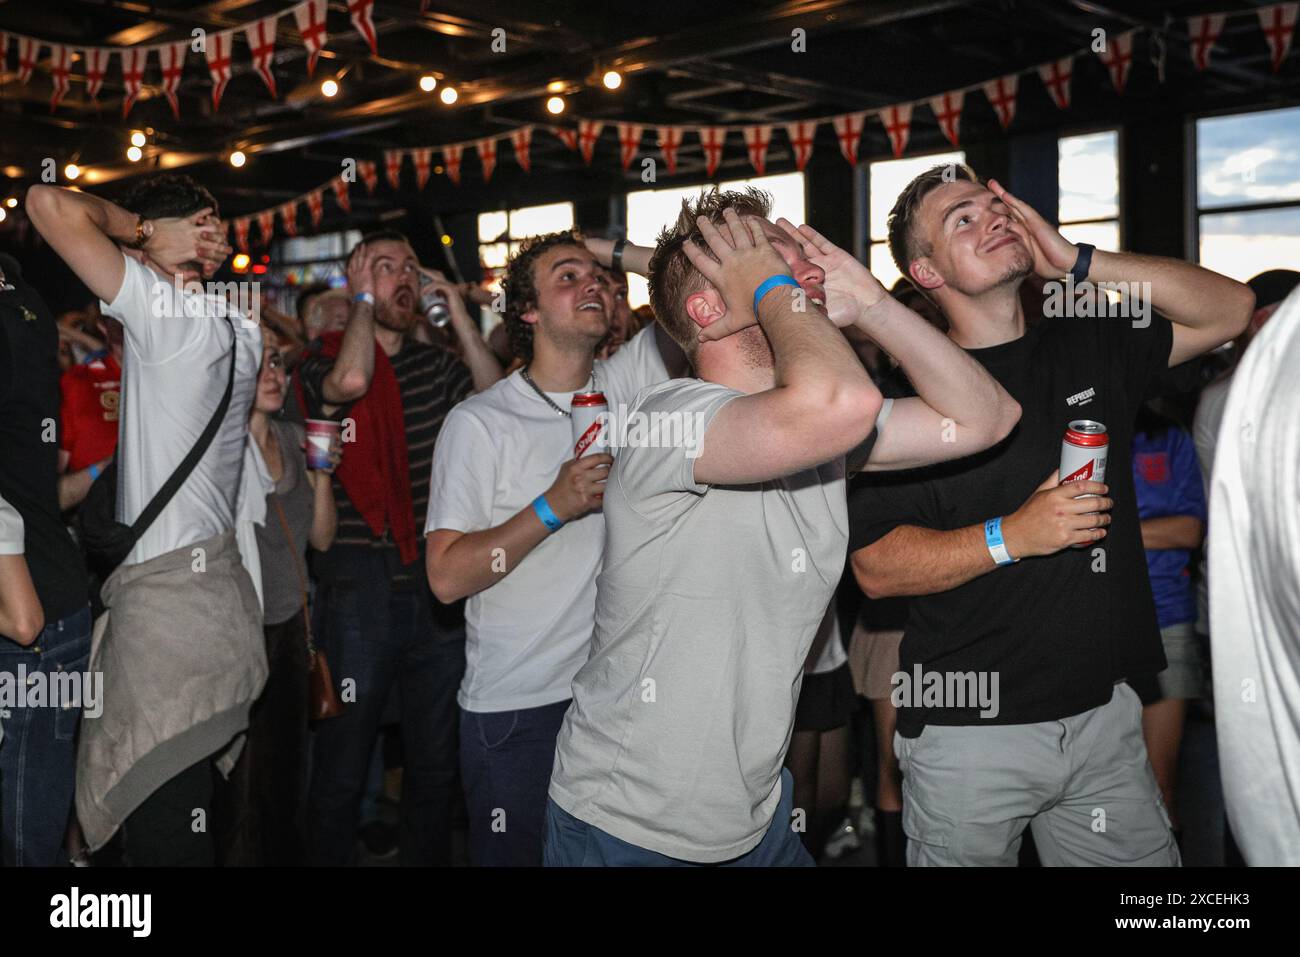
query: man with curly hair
[{"left": 425, "top": 230, "right": 685, "bottom": 865}]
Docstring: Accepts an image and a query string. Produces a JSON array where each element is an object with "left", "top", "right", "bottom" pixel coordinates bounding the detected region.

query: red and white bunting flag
[
  {"left": 411, "top": 148, "right": 433, "bottom": 189},
  {"left": 331, "top": 176, "right": 352, "bottom": 213},
  {"left": 880, "top": 104, "right": 913, "bottom": 159},
  {"left": 656, "top": 126, "right": 683, "bottom": 176},
  {"left": 48, "top": 44, "right": 73, "bottom": 111},
  {"left": 928, "top": 90, "right": 965, "bottom": 146},
  {"left": 832, "top": 112, "right": 866, "bottom": 166},
  {"left": 552, "top": 127, "right": 578, "bottom": 151},
  {"left": 358, "top": 159, "right": 378, "bottom": 194},
  {"left": 83, "top": 47, "right": 111, "bottom": 100},
  {"left": 784, "top": 121, "right": 816, "bottom": 172},
  {"left": 244, "top": 16, "right": 279, "bottom": 99},
  {"left": 1187, "top": 14, "right": 1226, "bottom": 71},
  {"left": 510, "top": 127, "right": 533, "bottom": 173},
  {"left": 306, "top": 189, "right": 324, "bottom": 227},
  {"left": 1037, "top": 56, "right": 1074, "bottom": 110},
  {"left": 257, "top": 209, "right": 276, "bottom": 246},
  {"left": 578, "top": 120, "right": 604, "bottom": 165},
  {"left": 443, "top": 144, "right": 463, "bottom": 185},
  {"left": 120, "top": 47, "right": 149, "bottom": 117},
  {"left": 616, "top": 123, "right": 643, "bottom": 171},
  {"left": 16, "top": 36, "right": 38, "bottom": 85},
  {"left": 158, "top": 41, "right": 187, "bottom": 119},
  {"left": 233, "top": 218, "right": 251, "bottom": 252},
  {"left": 280, "top": 200, "right": 299, "bottom": 238},
  {"left": 476, "top": 138, "right": 498, "bottom": 183},
  {"left": 384, "top": 149, "right": 404, "bottom": 189},
  {"left": 205, "top": 30, "right": 236, "bottom": 111},
  {"left": 698, "top": 126, "right": 726, "bottom": 178},
  {"left": 1259, "top": 3, "right": 1298, "bottom": 73},
  {"left": 1098, "top": 29, "right": 1136, "bottom": 94},
  {"left": 743, "top": 125, "right": 773, "bottom": 176},
  {"left": 982, "top": 74, "right": 1019, "bottom": 130},
  {"left": 294, "top": 0, "right": 329, "bottom": 77},
  {"left": 347, "top": 0, "right": 379, "bottom": 56}
]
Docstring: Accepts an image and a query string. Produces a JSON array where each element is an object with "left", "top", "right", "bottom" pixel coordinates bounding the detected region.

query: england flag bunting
[
  {"left": 48, "top": 44, "right": 72, "bottom": 111},
  {"left": 1187, "top": 13, "right": 1226, "bottom": 71},
  {"left": 443, "top": 144, "right": 463, "bottom": 185},
  {"left": 1259, "top": 3, "right": 1298, "bottom": 72},
  {"left": 294, "top": 0, "right": 329, "bottom": 77},
  {"left": 244, "top": 16, "right": 279, "bottom": 99},
  {"left": 331, "top": 176, "right": 352, "bottom": 213},
  {"left": 552, "top": 127, "right": 578, "bottom": 151},
  {"left": 384, "top": 149, "right": 404, "bottom": 190},
  {"left": 510, "top": 127, "right": 533, "bottom": 173},
  {"left": 280, "top": 200, "right": 298, "bottom": 238},
  {"left": 347, "top": 0, "right": 379, "bottom": 56},
  {"left": 928, "top": 90, "right": 964, "bottom": 146},
  {"left": 784, "top": 121, "right": 816, "bottom": 172},
  {"left": 16, "top": 36, "right": 37, "bottom": 84},
  {"left": 159, "top": 41, "right": 188, "bottom": 119},
  {"left": 832, "top": 112, "right": 866, "bottom": 165},
  {"left": 616, "top": 123, "right": 643, "bottom": 171},
  {"left": 83, "top": 47, "right": 111, "bottom": 100},
  {"left": 698, "top": 127, "right": 726, "bottom": 178},
  {"left": 1037, "top": 56, "right": 1074, "bottom": 110},
  {"left": 205, "top": 30, "right": 236, "bottom": 111},
  {"left": 257, "top": 209, "right": 276, "bottom": 247},
  {"left": 306, "top": 189, "right": 324, "bottom": 227},
  {"left": 744, "top": 125, "right": 772, "bottom": 176},
  {"left": 880, "top": 104, "right": 912, "bottom": 159},
  {"left": 233, "top": 218, "right": 251, "bottom": 253},
  {"left": 657, "top": 126, "right": 683, "bottom": 176},
  {"left": 1098, "top": 29, "right": 1136, "bottom": 93},
  {"left": 357, "top": 160, "right": 378, "bottom": 194},
  {"left": 411, "top": 148, "right": 433, "bottom": 190},
  {"left": 982, "top": 74, "right": 1018, "bottom": 130},
  {"left": 120, "top": 47, "right": 149, "bottom": 117},
  {"left": 477, "top": 138, "right": 498, "bottom": 183},
  {"left": 578, "top": 120, "right": 604, "bottom": 165}
]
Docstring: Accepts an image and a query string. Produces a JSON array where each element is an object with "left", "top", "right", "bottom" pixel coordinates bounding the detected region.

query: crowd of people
[{"left": 0, "top": 161, "right": 1294, "bottom": 867}]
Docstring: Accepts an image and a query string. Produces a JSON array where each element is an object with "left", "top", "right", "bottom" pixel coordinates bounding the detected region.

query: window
[
  {"left": 624, "top": 171, "right": 806, "bottom": 307},
  {"left": 475, "top": 202, "right": 575, "bottom": 330},
  {"left": 268, "top": 229, "right": 363, "bottom": 315},
  {"left": 1195, "top": 106, "right": 1300, "bottom": 282},
  {"left": 867, "top": 151, "right": 964, "bottom": 293},
  {"left": 1058, "top": 131, "right": 1120, "bottom": 252}
]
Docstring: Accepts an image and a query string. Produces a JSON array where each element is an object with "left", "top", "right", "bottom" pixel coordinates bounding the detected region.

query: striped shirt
[{"left": 300, "top": 339, "right": 473, "bottom": 552}]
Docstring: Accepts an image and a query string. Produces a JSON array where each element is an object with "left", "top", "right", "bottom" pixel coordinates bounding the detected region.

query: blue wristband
[
  {"left": 88, "top": 463, "right": 101, "bottom": 482},
  {"left": 532, "top": 495, "right": 564, "bottom": 532},
  {"left": 752, "top": 274, "right": 800, "bottom": 317},
  {"left": 984, "top": 516, "right": 1017, "bottom": 566},
  {"left": 353, "top": 291, "right": 375, "bottom": 305}
]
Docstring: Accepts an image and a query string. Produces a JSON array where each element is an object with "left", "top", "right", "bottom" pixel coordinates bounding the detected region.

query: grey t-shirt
[
  {"left": 549, "top": 378, "right": 857, "bottom": 862},
  {"left": 254, "top": 419, "right": 313, "bottom": 626}
]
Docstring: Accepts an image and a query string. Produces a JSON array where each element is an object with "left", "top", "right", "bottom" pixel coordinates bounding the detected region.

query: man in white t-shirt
[
  {"left": 27, "top": 175, "right": 266, "bottom": 865},
  {"left": 425, "top": 231, "right": 685, "bottom": 865},
  {"left": 545, "top": 188, "right": 1020, "bottom": 865}
]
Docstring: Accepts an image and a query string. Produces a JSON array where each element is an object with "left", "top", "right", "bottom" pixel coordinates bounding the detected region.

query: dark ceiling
[{"left": 1, "top": 0, "right": 1297, "bottom": 231}]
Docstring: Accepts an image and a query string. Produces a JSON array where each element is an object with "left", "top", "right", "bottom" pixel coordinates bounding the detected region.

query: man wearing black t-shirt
[
  {"left": 0, "top": 253, "right": 92, "bottom": 865},
  {"left": 850, "top": 165, "right": 1254, "bottom": 866}
]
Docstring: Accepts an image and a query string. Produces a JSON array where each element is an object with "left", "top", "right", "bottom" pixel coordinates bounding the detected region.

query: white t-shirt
[
  {"left": 101, "top": 254, "right": 262, "bottom": 566},
  {"left": 807, "top": 604, "right": 847, "bottom": 675},
  {"left": 425, "top": 324, "right": 668, "bottom": 713},
  {"left": 0, "top": 490, "right": 22, "bottom": 555},
  {"left": 1209, "top": 287, "right": 1300, "bottom": 866},
  {"left": 550, "top": 378, "right": 863, "bottom": 863}
]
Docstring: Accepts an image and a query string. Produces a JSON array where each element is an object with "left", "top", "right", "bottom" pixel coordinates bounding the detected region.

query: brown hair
[
  {"left": 647, "top": 186, "right": 772, "bottom": 359},
  {"left": 886, "top": 162, "right": 981, "bottom": 289},
  {"left": 501, "top": 230, "right": 585, "bottom": 363}
]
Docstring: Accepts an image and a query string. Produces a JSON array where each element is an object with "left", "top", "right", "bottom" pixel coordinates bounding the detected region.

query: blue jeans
[
  {"left": 0, "top": 605, "right": 92, "bottom": 866},
  {"left": 544, "top": 767, "right": 815, "bottom": 867},
  {"left": 461, "top": 698, "right": 571, "bottom": 866},
  {"left": 306, "top": 547, "right": 464, "bottom": 865}
]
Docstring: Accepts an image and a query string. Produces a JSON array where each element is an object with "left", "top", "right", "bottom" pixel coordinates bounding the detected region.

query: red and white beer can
[
  {"left": 1060, "top": 419, "right": 1108, "bottom": 487},
  {"left": 571, "top": 391, "right": 609, "bottom": 458}
]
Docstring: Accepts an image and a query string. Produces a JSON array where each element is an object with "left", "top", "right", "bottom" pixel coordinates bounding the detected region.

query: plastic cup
[{"left": 305, "top": 418, "right": 340, "bottom": 471}]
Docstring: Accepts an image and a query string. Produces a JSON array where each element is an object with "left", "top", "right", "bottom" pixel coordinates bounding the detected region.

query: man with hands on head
[
  {"left": 850, "top": 164, "right": 1254, "bottom": 867},
  {"left": 544, "top": 188, "right": 1018, "bottom": 867}
]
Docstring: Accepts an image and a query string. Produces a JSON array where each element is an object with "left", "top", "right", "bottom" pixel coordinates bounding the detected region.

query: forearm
[
  {"left": 1140, "top": 515, "right": 1203, "bottom": 551},
  {"left": 308, "top": 475, "right": 337, "bottom": 551},
  {"left": 322, "top": 301, "right": 376, "bottom": 404},
  {"left": 428, "top": 507, "right": 552, "bottom": 602},
  {"left": 852, "top": 523, "right": 998, "bottom": 598},
  {"left": 28, "top": 185, "right": 137, "bottom": 244},
  {"left": 620, "top": 242, "right": 652, "bottom": 276},
  {"left": 0, "top": 555, "right": 44, "bottom": 645},
  {"left": 762, "top": 288, "right": 875, "bottom": 408},
  {"left": 1090, "top": 249, "right": 1252, "bottom": 339},
  {"left": 447, "top": 308, "right": 504, "bottom": 391},
  {"left": 58, "top": 468, "right": 96, "bottom": 511}
]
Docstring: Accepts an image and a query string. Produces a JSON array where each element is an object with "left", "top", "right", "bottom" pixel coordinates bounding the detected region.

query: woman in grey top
[{"left": 220, "top": 335, "right": 338, "bottom": 865}]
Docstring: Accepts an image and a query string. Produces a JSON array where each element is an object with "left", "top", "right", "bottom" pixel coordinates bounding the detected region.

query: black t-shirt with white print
[{"left": 848, "top": 313, "right": 1174, "bottom": 737}]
